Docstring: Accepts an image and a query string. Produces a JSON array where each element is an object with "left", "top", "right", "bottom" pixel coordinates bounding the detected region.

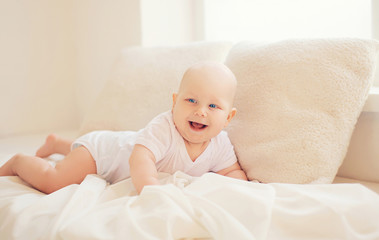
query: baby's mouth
[{"left": 189, "top": 121, "right": 208, "bottom": 130}]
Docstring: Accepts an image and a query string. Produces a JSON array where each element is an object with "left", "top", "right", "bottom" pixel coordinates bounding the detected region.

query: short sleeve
[
  {"left": 135, "top": 112, "right": 172, "bottom": 162},
  {"left": 210, "top": 131, "right": 238, "bottom": 172}
]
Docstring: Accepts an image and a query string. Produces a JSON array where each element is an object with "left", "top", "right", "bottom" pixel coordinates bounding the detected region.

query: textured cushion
[
  {"left": 225, "top": 39, "right": 379, "bottom": 184},
  {"left": 79, "top": 41, "right": 232, "bottom": 135}
]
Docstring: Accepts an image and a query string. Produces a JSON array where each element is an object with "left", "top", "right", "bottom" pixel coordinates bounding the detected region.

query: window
[
  {"left": 203, "top": 0, "right": 371, "bottom": 42},
  {"left": 200, "top": 0, "right": 378, "bottom": 87}
]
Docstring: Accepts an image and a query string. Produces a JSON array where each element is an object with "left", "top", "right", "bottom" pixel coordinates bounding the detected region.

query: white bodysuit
[{"left": 72, "top": 111, "right": 237, "bottom": 183}]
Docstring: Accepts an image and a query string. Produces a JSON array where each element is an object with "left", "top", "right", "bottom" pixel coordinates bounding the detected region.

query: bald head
[{"left": 178, "top": 62, "right": 237, "bottom": 107}]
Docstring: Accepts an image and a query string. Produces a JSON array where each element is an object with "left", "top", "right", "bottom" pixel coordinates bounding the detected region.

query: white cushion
[{"left": 225, "top": 39, "right": 379, "bottom": 184}]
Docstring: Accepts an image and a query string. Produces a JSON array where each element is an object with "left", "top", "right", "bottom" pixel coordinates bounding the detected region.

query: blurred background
[{"left": 0, "top": 0, "right": 377, "bottom": 137}]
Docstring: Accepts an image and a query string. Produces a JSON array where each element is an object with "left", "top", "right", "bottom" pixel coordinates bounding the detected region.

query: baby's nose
[{"left": 194, "top": 106, "right": 208, "bottom": 117}]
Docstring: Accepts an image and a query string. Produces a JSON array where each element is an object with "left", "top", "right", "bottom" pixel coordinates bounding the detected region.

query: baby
[{"left": 0, "top": 62, "right": 247, "bottom": 194}]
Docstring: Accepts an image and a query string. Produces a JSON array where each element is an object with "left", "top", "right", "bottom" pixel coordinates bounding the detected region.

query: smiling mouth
[{"left": 189, "top": 121, "right": 208, "bottom": 130}]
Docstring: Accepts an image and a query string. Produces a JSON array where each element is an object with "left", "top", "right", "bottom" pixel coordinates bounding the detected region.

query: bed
[{"left": 1, "top": 39, "right": 379, "bottom": 239}]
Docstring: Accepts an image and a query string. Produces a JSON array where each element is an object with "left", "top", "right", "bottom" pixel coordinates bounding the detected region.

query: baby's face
[{"left": 172, "top": 63, "right": 236, "bottom": 146}]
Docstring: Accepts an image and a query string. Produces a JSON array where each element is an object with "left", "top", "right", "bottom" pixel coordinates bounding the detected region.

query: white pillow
[
  {"left": 79, "top": 41, "right": 232, "bottom": 135},
  {"left": 225, "top": 39, "right": 379, "bottom": 184}
]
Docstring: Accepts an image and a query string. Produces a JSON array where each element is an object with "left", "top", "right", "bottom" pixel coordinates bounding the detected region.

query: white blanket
[{"left": 1, "top": 172, "right": 378, "bottom": 240}]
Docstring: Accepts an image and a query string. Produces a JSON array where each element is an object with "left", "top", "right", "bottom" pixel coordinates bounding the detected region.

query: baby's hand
[
  {"left": 129, "top": 144, "right": 160, "bottom": 194},
  {"left": 216, "top": 162, "right": 248, "bottom": 181}
]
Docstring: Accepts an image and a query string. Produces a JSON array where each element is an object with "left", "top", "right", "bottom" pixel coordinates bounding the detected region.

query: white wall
[
  {"left": 0, "top": 0, "right": 142, "bottom": 137},
  {"left": 72, "top": 0, "right": 142, "bottom": 121},
  {"left": 140, "top": 0, "right": 201, "bottom": 46},
  {"left": 0, "top": 1, "right": 77, "bottom": 137}
]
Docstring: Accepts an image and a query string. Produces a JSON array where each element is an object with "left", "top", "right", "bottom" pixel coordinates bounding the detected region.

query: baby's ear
[
  {"left": 172, "top": 93, "right": 178, "bottom": 108},
  {"left": 225, "top": 108, "right": 237, "bottom": 127}
]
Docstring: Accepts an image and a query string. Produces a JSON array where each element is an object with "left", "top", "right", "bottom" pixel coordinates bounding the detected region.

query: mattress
[{"left": 1, "top": 131, "right": 378, "bottom": 239}]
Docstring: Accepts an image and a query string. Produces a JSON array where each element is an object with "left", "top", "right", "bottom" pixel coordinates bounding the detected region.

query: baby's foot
[{"left": 36, "top": 134, "right": 58, "bottom": 158}]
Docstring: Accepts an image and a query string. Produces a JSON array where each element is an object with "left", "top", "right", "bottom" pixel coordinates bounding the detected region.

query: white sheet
[{"left": 1, "top": 172, "right": 378, "bottom": 240}]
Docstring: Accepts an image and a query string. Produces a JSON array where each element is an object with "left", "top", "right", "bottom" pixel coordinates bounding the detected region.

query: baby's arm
[
  {"left": 129, "top": 144, "right": 160, "bottom": 194},
  {"left": 216, "top": 162, "right": 248, "bottom": 181}
]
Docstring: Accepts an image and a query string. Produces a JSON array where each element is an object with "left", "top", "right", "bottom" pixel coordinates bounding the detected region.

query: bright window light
[{"left": 203, "top": 0, "right": 372, "bottom": 42}]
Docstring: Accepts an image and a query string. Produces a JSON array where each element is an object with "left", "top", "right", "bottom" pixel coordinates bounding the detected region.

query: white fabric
[
  {"left": 0, "top": 172, "right": 378, "bottom": 240},
  {"left": 72, "top": 130, "right": 136, "bottom": 184},
  {"left": 72, "top": 111, "right": 237, "bottom": 183},
  {"left": 333, "top": 176, "right": 379, "bottom": 194},
  {"left": 226, "top": 38, "right": 379, "bottom": 184}
]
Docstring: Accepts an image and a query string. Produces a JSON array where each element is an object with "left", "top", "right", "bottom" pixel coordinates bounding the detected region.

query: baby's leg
[
  {"left": 36, "top": 134, "right": 73, "bottom": 157},
  {"left": 0, "top": 146, "right": 96, "bottom": 194}
]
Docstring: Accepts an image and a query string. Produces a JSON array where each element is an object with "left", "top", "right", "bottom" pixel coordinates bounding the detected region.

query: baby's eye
[
  {"left": 187, "top": 98, "right": 197, "bottom": 103},
  {"left": 209, "top": 104, "right": 218, "bottom": 109}
]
